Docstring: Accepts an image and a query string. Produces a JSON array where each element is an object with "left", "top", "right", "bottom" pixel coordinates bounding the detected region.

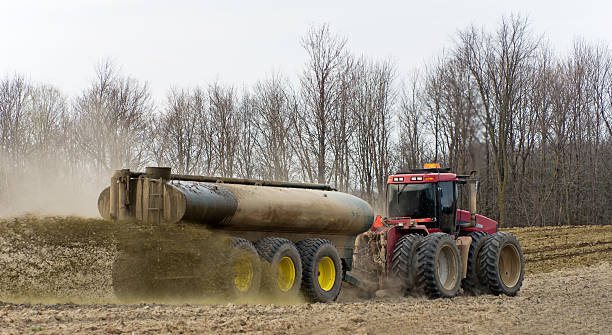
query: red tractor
[{"left": 352, "top": 164, "right": 525, "bottom": 298}]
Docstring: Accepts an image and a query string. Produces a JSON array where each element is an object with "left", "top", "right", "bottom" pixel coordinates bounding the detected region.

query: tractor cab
[{"left": 384, "top": 163, "right": 497, "bottom": 235}]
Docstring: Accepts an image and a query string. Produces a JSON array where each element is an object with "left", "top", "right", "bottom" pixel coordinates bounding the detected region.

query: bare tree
[
  {"left": 72, "top": 61, "right": 154, "bottom": 175},
  {"left": 0, "top": 75, "right": 31, "bottom": 169},
  {"left": 208, "top": 82, "right": 239, "bottom": 177},
  {"left": 252, "top": 74, "right": 295, "bottom": 181},
  {"left": 298, "top": 24, "right": 348, "bottom": 184},
  {"left": 27, "top": 85, "right": 67, "bottom": 163},
  {"left": 154, "top": 87, "right": 207, "bottom": 175},
  {"left": 512, "top": 45, "right": 556, "bottom": 225},
  {"left": 352, "top": 58, "right": 396, "bottom": 204},
  {"left": 235, "top": 89, "right": 258, "bottom": 179},
  {"left": 329, "top": 55, "right": 357, "bottom": 191},
  {"left": 0, "top": 75, "right": 31, "bottom": 208},
  {"left": 422, "top": 57, "right": 445, "bottom": 163},
  {"left": 459, "top": 15, "right": 538, "bottom": 226},
  {"left": 396, "top": 71, "right": 427, "bottom": 171}
]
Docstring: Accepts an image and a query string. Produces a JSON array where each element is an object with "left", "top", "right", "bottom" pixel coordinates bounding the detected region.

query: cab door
[{"left": 437, "top": 181, "right": 457, "bottom": 234}]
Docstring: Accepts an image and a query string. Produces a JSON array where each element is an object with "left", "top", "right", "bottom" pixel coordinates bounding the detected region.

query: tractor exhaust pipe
[{"left": 468, "top": 171, "right": 478, "bottom": 226}]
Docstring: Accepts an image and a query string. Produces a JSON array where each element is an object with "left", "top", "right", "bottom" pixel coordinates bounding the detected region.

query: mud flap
[{"left": 456, "top": 236, "right": 472, "bottom": 279}]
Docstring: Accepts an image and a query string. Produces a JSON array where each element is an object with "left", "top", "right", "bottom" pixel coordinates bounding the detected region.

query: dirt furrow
[{"left": 0, "top": 262, "right": 609, "bottom": 335}]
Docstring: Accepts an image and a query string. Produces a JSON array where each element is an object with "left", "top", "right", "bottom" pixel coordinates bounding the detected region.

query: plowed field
[
  {"left": 505, "top": 225, "right": 612, "bottom": 274},
  {"left": 0, "top": 217, "right": 610, "bottom": 334}
]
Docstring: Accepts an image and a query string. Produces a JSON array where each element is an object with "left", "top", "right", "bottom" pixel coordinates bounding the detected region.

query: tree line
[{"left": 1, "top": 16, "right": 610, "bottom": 226}]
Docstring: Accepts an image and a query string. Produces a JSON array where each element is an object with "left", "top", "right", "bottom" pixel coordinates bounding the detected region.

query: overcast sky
[{"left": 1, "top": 0, "right": 610, "bottom": 102}]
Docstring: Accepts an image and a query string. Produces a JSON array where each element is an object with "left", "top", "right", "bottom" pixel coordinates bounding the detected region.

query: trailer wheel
[
  {"left": 479, "top": 232, "right": 524, "bottom": 296},
  {"left": 416, "top": 232, "right": 462, "bottom": 298},
  {"left": 112, "top": 252, "right": 156, "bottom": 302},
  {"left": 391, "top": 234, "right": 424, "bottom": 295},
  {"left": 461, "top": 231, "right": 491, "bottom": 295},
  {"left": 296, "top": 238, "right": 342, "bottom": 303},
  {"left": 227, "top": 238, "right": 262, "bottom": 298},
  {"left": 255, "top": 237, "right": 302, "bottom": 297}
]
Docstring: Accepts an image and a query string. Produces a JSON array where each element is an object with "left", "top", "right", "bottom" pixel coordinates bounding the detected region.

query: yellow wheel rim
[
  {"left": 317, "top": 256, "right": 336, "bottom": 291},
  {"left": 277, "top": 257, "right": 296, "bottom": 292},
  {"left": 234, "top": 257, "right": 254, "bottom": 292}
]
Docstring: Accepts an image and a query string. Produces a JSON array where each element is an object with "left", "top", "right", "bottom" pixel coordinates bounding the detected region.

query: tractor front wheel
[
  {"left": 416, "top": 232, "right": 462, "bottom": 298},
  {"left": 391, "top": 234, "right": 424, "bottom": 295}
]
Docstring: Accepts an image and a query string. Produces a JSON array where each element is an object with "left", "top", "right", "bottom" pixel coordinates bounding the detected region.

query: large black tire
[
  {"left": 391, "top": 234, "right": 424, "bottom": 295},
  {"left": 295, "top": 238, "right": 343, "bottom": 303},
  {"left": 226, "top": 237, "right": 262, "bottom": 299},
  {"left": 479, "top": 232, "right": 525, "bottom": 296},
  {"left": 461, "top": 231, "right": 491, "bottom": 295},
  {"left": 416, "top": 232, "right": 462, "bottom": 298},
  {"left": 255, "top": 237, "right": 303, "bottom": 297}
]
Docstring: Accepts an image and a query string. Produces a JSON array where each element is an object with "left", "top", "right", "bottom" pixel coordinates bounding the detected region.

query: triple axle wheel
[
  {"left": 255, "top": 237, "right": 303, "bottom": 297},
  {"left": 227, "top": 237, "right": 262, "bottom": 298},
  {"left": 111, "top": 234, "right": 343, "bottom": 303},
  {"left": 295, "top": 238, "right": 343, "bottom": 303},
  {"left": 230, "top": 236, "right": 342, "bottom": 303}
]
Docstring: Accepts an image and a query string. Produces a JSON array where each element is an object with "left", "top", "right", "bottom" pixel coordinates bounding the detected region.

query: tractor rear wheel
[
  {"left": 416, "top": 232, "right": 462, "bottom": 298},
  {"left": 461, "top": 231, "right": 491, "bottom": 295},
  {"left": 255, "top": 237, "right": 302, "bottom": 297},
  {"left": 479, "top": 232, "right": 524, "bottom": 296},
  {"left": 391, "top": 234, "right": 424, "bottom": 295},
  {"left": 296, "top": 238, "right": 343, "bottom": 303},
  {"left": 226, "top": 238, "right": 262, "bottom": 299}
]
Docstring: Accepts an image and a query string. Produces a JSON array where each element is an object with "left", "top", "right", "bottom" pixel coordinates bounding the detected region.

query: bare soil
[
  {"left": 0, "top": 217, "right": 610, "bottom": 334},
  {"left": 505, "top": 225, "right": 612, "bottom": 274}
]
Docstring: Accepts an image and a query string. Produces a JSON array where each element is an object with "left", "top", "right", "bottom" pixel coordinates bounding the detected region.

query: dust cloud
[
  {"left": 0, "top": 159, "right": 105, "bottom": 218},
  {"left": 0, "top": 215, "right": 306, "bottom": 305}
]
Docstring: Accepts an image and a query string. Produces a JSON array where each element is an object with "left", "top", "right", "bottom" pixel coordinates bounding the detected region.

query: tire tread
[
  {"left": 296, "top": 238, "right": 341, "bottom": 302},
  {"left": 461, "top": 231, "right": 490, "bottom": 295},
  {"left": 255, "top": 237, "right": 293, "bottom": 261},
  {"left": 416, "top": 232, "right": 461, "bottom": 299},
  {"left": 479, "top": 232, "right": 525, "bottom": 296},
  {"left": 391, "top": 234, "right": 424, "bottom": 295}
]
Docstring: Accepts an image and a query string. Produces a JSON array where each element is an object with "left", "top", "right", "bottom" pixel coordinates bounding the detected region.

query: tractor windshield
[{"left": 387, "top": 183, "right": 436, "bottom": 219}]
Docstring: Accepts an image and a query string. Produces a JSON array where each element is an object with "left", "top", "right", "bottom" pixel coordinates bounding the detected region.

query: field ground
[{"left": 0, "top": 218, "right": 610, "bottom": 334}]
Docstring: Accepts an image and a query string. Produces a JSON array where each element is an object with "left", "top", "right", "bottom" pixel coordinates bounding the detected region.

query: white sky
[{"left": 1, "top": 0, "right": 610, "bottom": 102}]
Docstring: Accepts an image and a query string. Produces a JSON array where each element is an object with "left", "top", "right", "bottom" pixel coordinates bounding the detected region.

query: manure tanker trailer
[{"left": 98, "top": 167, "right": 374, "bottom": 302}]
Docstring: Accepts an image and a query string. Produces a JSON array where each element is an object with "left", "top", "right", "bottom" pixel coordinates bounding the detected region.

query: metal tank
[{"left": 98, "top": 167, "right": 374, "bottom": 262}]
